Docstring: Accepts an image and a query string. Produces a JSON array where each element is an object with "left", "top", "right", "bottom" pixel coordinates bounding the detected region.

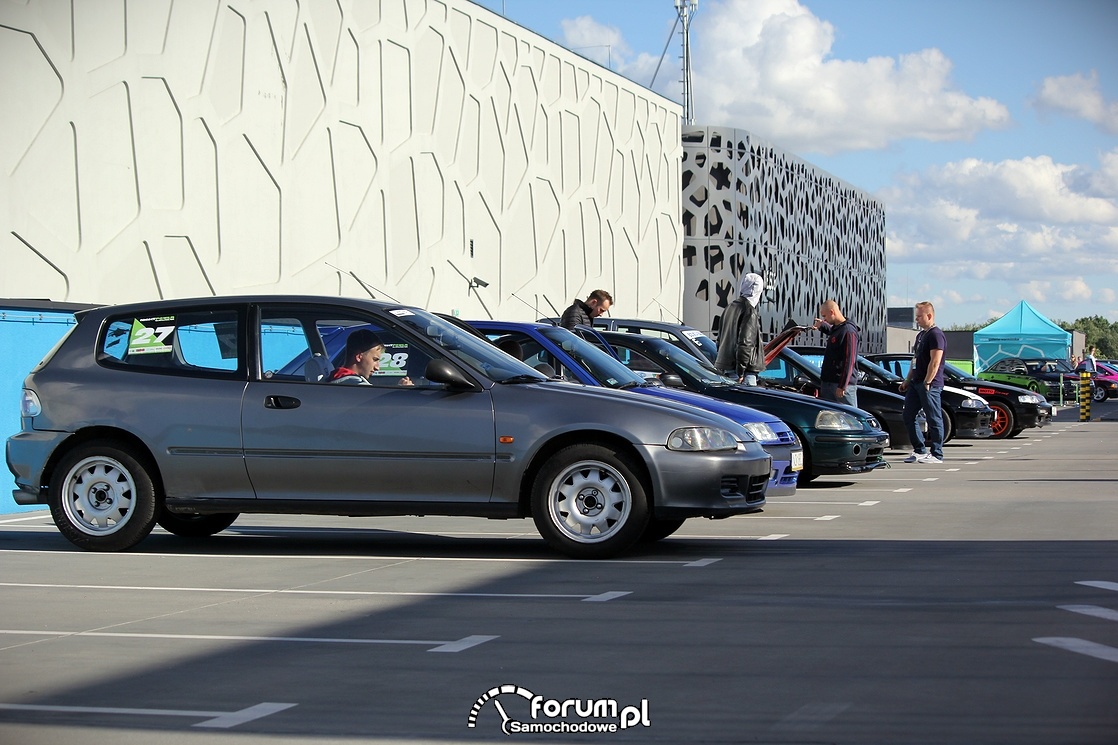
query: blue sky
[{"left": 469, "top": 0, "right": 1118, "bottom": 329}]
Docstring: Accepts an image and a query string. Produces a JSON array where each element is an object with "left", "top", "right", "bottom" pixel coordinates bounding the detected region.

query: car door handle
[{"left": 264, "top": 395, "right": 301, "bottom": 410}]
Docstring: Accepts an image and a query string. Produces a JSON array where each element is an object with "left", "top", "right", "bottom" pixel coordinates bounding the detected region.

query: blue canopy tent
[{"left": 973, "top": 300, "right": 1070, "bottom": 371}]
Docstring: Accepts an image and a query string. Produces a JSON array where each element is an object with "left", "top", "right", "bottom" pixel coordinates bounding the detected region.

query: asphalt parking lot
[{"left": 1, "top": 401, "right": 1116, "bottom": 744}]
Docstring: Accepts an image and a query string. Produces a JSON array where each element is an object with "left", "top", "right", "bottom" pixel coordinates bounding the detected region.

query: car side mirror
[
  {"left": 424, "top": 359, "right": 477, "bottom": 390},
  {"left": 659, "top": 373, "right": 685, "bottom": 388}
]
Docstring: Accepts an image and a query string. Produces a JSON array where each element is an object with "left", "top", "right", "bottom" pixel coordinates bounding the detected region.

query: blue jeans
[
  {"left": 821, "top": 382, "right": 858, "bottom": 409},
  {"left": 903, "top": 382, "right": 943, "bottom": 458}
]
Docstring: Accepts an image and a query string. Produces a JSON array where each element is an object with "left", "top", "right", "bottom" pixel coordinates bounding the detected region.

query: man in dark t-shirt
[{"left": 899, "top": 301, "right": 946, "bottom": 463}]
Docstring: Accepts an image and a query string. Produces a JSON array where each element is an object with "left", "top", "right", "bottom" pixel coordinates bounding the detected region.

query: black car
[
  {"left": 791, "top": 346, "right": 994, "bottom": 442},
  {"left": 761, "top": 346, "right": 912, "bottom": 450},
  {"left": 584, "top": 330, "right": 890, "bottom": 485},
  {"left": 867, "top": 354, "right": 1054, "bottom": 439}
]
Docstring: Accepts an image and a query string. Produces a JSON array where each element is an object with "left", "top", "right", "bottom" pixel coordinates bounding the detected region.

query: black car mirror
[
  {"left": 659, "top": 373, "right": 685, "bottom": 388},
  {"left": 424, "top": 359, "right": 477, "bottom": 390}
]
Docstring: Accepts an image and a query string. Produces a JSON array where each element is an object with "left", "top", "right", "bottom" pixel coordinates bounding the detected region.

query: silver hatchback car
[{"left": 7, "top": 296, "right": 773, "bottom": 559}]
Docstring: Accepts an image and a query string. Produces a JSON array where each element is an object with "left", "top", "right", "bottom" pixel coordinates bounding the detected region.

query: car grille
[
  {"left": 773, "top": 430, "right": 798, "bottom": 445},
  {"left": 721, "top": 474, "right": 768, "bottom": 504}
]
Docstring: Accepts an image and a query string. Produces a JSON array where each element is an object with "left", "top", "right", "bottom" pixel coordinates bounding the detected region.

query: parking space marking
[
  {"left": 1034, "top": 637, "right": 1118, "bottom": 664},
  {"left": 1077, "top": 580, "right": 1118, "bottom": 593},
  {"left": 0, "top": 581, "right": 629, "bottom": 602},
  {"left": 0, "top": 549, "right": 697, "bottom": 566},
  {"left": 0, "top": 629, "right": 498, "bottom": 652},
  {"left": 777, "top": 501, "right": 878, "bottom": 506},
  {"left": 894, "top": 488, "right": 912, "bottom": 492},
  {"left": 814, "top": 515, "right": 841, "bottom": 521},
  {"left": 0, "top": 514, "right": 51, "bottom": 524},
  {"left": 1058, "top": 605, "right": 1118, "bottom": 623},
  {"left": 684, "top": 558, "right": 722, "bottom": 567},
  {"left": 0, "top": 701, "right": 296, "bottom": 729}
]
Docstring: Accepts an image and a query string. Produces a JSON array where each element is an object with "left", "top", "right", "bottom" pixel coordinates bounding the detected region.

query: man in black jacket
[
  {"left": 560, "top": 289, "right": 613, "bottom": 329},
  {"left": 714, "top": 273, "right": 765, "bottom": 385},
  {"left": 814, "top": 299, "right": 859, "bottom": 407}
]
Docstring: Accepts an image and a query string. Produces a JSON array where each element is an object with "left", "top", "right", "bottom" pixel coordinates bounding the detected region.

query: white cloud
[
  {"left": 1060, "top": 278, "right": 1093, "bottom": 302},
  {"left": 884, "top": 150, "right": 1118, "bottom": 324},
  {"left": 560, "top": 16, "right": 632, "bottom": 69},
  {"left": 1033, "top": 71, "right": 1118, "bottom": 135},
  {"left": 679, "top": 0, "right": 1011, "bottom": 154}
]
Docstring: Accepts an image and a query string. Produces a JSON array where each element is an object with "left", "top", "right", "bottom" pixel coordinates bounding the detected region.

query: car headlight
[
  {"left": 1017, "top": 394, "right": 1045, "bottom": 404},
  {"left": 20, "top": 389, "right": 41, "bottom": 418},
  {"left": 667, "top": 427, "right": 739, "bottom": 451},
  {"left": 959, "top": 398, "right": 985, "bottom": 409},
  {"left": 740, "top": 422, "right": 778, "bottom": 443},
  {"left": 814, "top": 410, "right": 863, "bottom": 431}
]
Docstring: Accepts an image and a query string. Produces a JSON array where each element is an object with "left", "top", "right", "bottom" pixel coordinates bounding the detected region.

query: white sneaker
[
  {"left": 915, "top": 453, "right": 942, "bottom": 464},
  {"left": 903, "top": 453, "right": 921, "bottom": 463}
]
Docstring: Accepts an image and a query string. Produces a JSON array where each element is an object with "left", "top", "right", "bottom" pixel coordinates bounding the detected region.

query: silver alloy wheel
[
  {"left": 544, "top": 459, "right": 632, "bottom": 544},
  {"left": 59, "top": 455, "right": 137, "bottom": 536}
]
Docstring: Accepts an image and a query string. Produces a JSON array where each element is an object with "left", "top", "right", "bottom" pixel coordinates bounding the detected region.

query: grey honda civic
[{"left": 7, "top": 296, "right": 774, "bottom": 558}]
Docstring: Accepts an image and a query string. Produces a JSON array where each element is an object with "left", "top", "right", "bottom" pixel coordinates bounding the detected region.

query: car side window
[
  {"left": 100, "top": 309, "right": 242, "bottom": 376},
  {"left": 260, "top": 306, "right": 434, "bottom": 386}
]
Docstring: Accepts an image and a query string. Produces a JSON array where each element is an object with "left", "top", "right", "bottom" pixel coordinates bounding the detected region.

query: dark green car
[{"left": 588, "top": 330, "right": 890, "bottom": 485}]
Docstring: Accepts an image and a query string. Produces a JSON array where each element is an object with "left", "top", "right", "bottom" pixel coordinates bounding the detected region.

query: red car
[{"left": 1076, "top": 360, "right": 1118, "bottom": 401}]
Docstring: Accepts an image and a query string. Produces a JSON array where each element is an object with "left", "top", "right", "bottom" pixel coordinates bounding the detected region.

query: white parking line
[
  {"left": 0, "top": 514, "right": 51, "bottom": 524},
  {"left": 1034, "top": 637, "right": 1118, "bottom": 663},
  {"left": 0, "top": 701, "right": 296, "bottom": 729},
  {"left": 0, "top": 629, "right": 498, "bottom": 652},
  {"left": 777, "top": 500, "right": 879, "bottom": 506},
  {"left": 0, "top": 549, "right": 699, "bottom": 566},
  {"left": 1077, "top": 580, "right": 1118, "bottom": 593},
  {"left": 0, "top": 582, "right": 629, "bottom": 603},
  {"left": 1059, "top": 604, "right": 1118, "bottom": 623}
]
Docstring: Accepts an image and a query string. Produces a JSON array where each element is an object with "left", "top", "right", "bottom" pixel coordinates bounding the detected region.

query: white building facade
[{"left": 0, "top": 0, "right": 684, "bottom": 320}]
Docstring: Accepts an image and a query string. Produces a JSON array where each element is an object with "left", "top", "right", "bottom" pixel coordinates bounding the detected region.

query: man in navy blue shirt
[
  {"left": 813, "top": 299, "right": 859, "bottom": 407},
  {"left": 900, "top": 301, "right": 946, "bottom": 464}
]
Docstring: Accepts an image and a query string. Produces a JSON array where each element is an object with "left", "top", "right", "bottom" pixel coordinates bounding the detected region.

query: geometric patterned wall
[
  {"left": 680, "top": 126, "right": 887, "bottom": 354},
  {"left": 0, "top": 0, "right": 683, "bottom": 321}
]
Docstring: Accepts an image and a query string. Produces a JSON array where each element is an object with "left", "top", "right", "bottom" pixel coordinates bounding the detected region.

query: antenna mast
[{"left": 676, "top": 0, "right": 698, "bottom": 125}]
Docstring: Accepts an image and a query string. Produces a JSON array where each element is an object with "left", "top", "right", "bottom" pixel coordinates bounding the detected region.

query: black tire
[
  {"left": 157, "top": 511, "right": 239, "bottom": 538},
  {"left": 49, "top": 442, "right": 158, "bottom": 551},
  {"left": 531, "top": 444, "right": 649, "bottom": 559},
  {"left": 988, "top": 401, "right": 1015, "bottom": 440},
  {"left": 1008, "top": 427, "right": 1025, "bottom": 438},
  {"left": 639, "top": 518, "right": 686, "bottom": 543},
  {"left": 940, "top": 408, "right": 954, "bottom": 443},
  {"left": 796, "top": 439, "right": 817, "bottom": 485}
]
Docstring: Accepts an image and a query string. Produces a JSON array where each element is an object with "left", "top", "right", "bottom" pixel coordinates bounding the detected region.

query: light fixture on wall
[{"left": 447, "top": 260, "right": 493, "bottom": 319}]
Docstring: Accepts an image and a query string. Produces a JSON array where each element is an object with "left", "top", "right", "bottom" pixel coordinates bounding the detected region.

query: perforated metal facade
[{"left": 680, "top": 127, "right": 887, "bottom": 353}]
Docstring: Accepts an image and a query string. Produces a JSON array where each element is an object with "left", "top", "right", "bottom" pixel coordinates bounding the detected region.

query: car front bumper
[
  {"left": 808, "top": 431, "right": 890, "bottom": 476},
  {"left": 953, "top": 408, "right": 995, "bottom": 439},
  {"left": 641, "top": 443, "right": 772, "bottom": 519}
]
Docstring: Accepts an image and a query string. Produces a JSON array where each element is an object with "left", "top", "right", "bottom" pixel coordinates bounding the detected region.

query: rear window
[{"left": 99, "top": 309, "right": 243, "bottom": 376}]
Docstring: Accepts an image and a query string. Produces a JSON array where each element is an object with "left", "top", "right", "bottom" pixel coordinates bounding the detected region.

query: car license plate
[{"left": 791, "top": 450, "right": 803, "bottom": 471}]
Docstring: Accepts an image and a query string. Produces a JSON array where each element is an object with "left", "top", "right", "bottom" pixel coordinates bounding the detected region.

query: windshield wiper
[{"left": 498, "top": 374, "right": 545, "bottom": 384}]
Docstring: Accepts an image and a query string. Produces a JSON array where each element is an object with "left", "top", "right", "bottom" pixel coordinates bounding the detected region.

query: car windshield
[
  {"left": 620, "top": 338, "right": 737, "bottom": 386},
  {"left": 536, "top": 326, "right": 648, "bottom": 389},
  {"left": 391, "top": 309, "right": 547, "bottom": 383},
  {"left": 860, "top": 356, "right": 903, "bottom": 382},
  {"left": 1024, "top": 359, "right": 1073, "bottom": 374},
  {"left": 780, "top": 347, "right": 824, "bottom": 377},
  {"left": 683, "top": 329, "right": 718, "bottom": 362},
  {"left": 945, "top": 363, "right": 977, "bottom": 380}
]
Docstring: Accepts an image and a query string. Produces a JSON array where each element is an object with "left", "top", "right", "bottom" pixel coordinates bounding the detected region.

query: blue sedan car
[{"left": 467, "top": 320, "right": 803, "bottom": 497}]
